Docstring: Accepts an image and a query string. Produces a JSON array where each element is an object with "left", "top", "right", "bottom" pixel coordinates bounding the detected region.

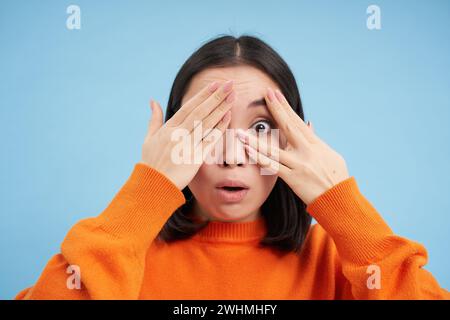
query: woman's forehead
[{"left": 183, "top": 66, "right": 280, "bottom": 103}]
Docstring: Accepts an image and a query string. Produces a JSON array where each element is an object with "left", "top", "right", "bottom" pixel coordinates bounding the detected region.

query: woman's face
[{"left": 181, "top": 65, "right": 288, "bottom": 222}]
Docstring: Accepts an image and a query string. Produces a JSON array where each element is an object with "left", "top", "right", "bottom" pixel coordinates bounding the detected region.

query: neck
[{"left": 192, "top": 215, "right": 267, "bottom": 242}]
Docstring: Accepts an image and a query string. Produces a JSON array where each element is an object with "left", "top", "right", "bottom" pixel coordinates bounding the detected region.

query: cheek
[
  {"left": 262, "top": 175, "right": 278, "bottom": 191},
  {"left": 252, "top": 170, "right": 278, "bottom": 197},
  {"left": 188, "top": 164, "right": 213, "bottom": 196}
]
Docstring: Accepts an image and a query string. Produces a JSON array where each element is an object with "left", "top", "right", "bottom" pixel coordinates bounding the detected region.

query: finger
[
  {"left": 148, "top": 99, "right": 164, "bottom": 136},
  {"left": 199, "top": 110, "right": 231, "bottom": 162},
  {"left": 308, "top": 120, "right": 314, "bottom": 133},
  {"left": 194, "top": 89, "right": 235, "bottom": 141},
  {"left": 244, "top": 143, "right": 290, "bottom": 178},
  {"left": 265, "top": 87, "right": 309, "bottom": 148},
  {"left": 182, "top": 80, "right": 234, "bottom": 132},
  {"left": 274, "top": 89, "right": 318, "bottom": 143},
  {"left": 166, "top": 81, "right": 220, "bottom": 127},
  {"left": 235, "top": 128, "right": 296, "bottom": 169}
]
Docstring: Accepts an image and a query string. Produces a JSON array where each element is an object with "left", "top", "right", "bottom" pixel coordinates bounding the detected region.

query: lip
[
  {"left": 215, "top": 187, "right": 249, "bottom": 203},
  {"left": 214, "top": 179, "right": 250, "bottom": 203},
  {"left": 215, "top": 179, "right": 249, "bottom": 189}
]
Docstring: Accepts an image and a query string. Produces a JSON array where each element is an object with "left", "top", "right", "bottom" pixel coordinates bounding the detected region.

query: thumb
[{"left": 148, "top": 99, "right": 164, "bottom": 136}]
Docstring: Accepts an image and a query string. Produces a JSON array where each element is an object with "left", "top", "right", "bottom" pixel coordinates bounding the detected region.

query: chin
[{"left": 208, "top": 206, "right": 257, "bottom": 222}]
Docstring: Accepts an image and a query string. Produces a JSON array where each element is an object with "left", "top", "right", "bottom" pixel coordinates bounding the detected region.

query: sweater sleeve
[
  {"left": 306, "top": 177, "right": 450, "bottom": 300},
  {"left": 14, "top": 163, "right": 186, "bottom": 300}
]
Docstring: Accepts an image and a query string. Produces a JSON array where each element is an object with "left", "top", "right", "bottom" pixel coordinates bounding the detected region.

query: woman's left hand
[{"left": 236, "top": 87, "right": 350, "bottom": 206}]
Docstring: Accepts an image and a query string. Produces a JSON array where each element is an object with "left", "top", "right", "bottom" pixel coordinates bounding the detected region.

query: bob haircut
[{"left": 157, "top": 34, "right": 312, "bottom": 253}]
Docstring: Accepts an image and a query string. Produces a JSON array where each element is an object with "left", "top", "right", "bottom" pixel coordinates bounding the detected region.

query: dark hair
[{"left": 157, "top": 34, "right": 312, "bottom": 253}]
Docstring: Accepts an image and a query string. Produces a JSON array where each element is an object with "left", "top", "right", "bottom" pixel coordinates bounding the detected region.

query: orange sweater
[{"left": 15, "top": 163, "right": 449, "bottom": 300}]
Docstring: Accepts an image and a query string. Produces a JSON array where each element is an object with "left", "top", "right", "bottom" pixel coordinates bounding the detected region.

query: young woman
[{"left": 16, "top": 35, "right": 449, "bottom": 300}]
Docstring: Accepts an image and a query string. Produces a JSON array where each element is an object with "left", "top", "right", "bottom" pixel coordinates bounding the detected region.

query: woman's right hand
[{"left": 140, "top": 80, "right": 235, "bottom": 190}]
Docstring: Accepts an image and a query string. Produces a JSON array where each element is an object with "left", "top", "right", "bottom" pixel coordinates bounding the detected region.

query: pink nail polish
[
  {"left": 267, "top": 88, "right": 275, "bottom": 102},
  {"left": 226, "top": 91, "right": 235, "bottom": 103},
  {"left": 236, "top": 130, "right": 248, "bottom": 143},
  {"left": 223, "top": 80, "right": 234, "bottom": 93},
  {"left": 275, "top": 90, "right": 284, "bottom": 103},
  {"left": 208, "top": 81, "right": 219, "bottom": 93},
  {"left": 222, "top": 110, "right": 231, "bottom": 123},
  {"left": 236, "top": 128, "right": 246, "bottom": 136}
]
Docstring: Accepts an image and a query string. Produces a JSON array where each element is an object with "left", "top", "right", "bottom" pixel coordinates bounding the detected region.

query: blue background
[{"left": 1, "top": 0, "right": 449, "bottom": 299}]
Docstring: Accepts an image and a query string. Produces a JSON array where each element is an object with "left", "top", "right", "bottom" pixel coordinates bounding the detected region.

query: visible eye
[{"left": 250, "top": 119, "right": 272, "bottom": 134}]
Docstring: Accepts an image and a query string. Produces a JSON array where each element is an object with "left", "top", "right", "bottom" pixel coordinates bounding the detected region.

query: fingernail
[
  {"left": 266, "top": 87, "right": 275, "bottom": 102},
  {"left": 221, "top": 110, "right": 231, "bottom": 123},
  {"left": 275, "top": 90, "right": 284, "bottom": 103},
  {"left": 237, "top": 134, "right": 247, "bottom": 143},
  {"left": 235, "top": 128, "right": 247, "bottom": 136},
  {"left": 235, "top": 129, "right": 248, "bottom": 142},
  {"left": 208, "top": 81, "right": 219, "bottom": 93},
  {"left": 226, "top": 91, "right": 235, "bottom": 103},
  {"left": 245, "top": 144, "right": 255, "bottom": 157},
  {"left": 223, "top": 80, "right": 234, "bottom": 93}
]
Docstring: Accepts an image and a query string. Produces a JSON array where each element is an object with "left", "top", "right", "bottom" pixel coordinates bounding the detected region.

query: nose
[{"left": 219, "top": 129, "right": 247, "bottom": 168}]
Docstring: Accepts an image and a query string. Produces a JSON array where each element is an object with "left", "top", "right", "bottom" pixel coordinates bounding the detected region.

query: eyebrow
[{"left": 247, "top": 98, "right": 267, "bottom": 109}]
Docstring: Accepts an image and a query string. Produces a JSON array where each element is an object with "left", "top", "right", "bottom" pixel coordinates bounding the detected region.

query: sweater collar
[{"left": 191, "top": 216, "right": 267, "bottom": 242}]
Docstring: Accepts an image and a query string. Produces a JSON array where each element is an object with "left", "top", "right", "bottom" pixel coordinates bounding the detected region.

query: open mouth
[
  {"left": 219, "top": 186, "right": 247, "bottom": 191},
  {"left": 215, "top": 185, "right": 249, "bottom": 203},
  {"left": 215, "top": 179, "right": 250, "bottom": 202}
]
